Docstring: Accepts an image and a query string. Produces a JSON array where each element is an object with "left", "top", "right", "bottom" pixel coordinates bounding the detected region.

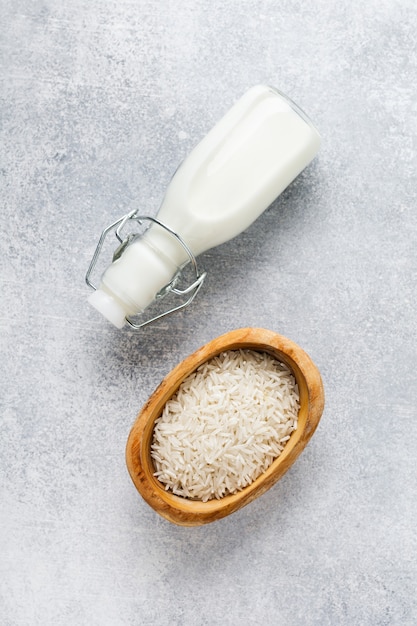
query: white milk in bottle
[{"left": 88, "top": 85, "right": 320, "bottom": 328}]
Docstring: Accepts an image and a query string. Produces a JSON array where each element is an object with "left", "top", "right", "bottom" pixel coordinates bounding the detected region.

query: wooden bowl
[{"left": 126, "top": 328, "right": 324, "bottom": 526}]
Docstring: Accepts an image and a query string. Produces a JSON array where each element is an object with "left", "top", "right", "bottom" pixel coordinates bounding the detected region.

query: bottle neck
[{"left": 90, "top": 230, "right": 183, "bottom": 327}]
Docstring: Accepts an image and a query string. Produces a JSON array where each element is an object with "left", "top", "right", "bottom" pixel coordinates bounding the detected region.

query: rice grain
[{"left": 151, "top": 349, "right": 299, "bottom": 502}]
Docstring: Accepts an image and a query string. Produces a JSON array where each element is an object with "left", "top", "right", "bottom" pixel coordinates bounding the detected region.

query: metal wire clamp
[{"left": 85, "top": 210, "right": 207, "bottom": 329}]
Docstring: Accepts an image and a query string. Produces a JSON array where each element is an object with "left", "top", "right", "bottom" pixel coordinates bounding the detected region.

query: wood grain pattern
[{"left": 125, "top": 328, "right": 325, "bottom": 526}]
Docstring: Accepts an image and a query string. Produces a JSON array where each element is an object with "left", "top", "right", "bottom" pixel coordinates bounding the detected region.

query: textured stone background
[{"left": 1, "top": 1, "right": 417, "bottom": 624}]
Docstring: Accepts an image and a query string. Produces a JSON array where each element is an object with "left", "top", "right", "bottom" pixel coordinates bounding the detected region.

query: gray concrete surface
[{"left": 1, "top": 1, "right": 416, "bottom": 624}]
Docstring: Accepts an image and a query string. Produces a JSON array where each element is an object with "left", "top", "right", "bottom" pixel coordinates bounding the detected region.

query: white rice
[{"left": 151, "top": 349, "right": 299, "bottom": 502}]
